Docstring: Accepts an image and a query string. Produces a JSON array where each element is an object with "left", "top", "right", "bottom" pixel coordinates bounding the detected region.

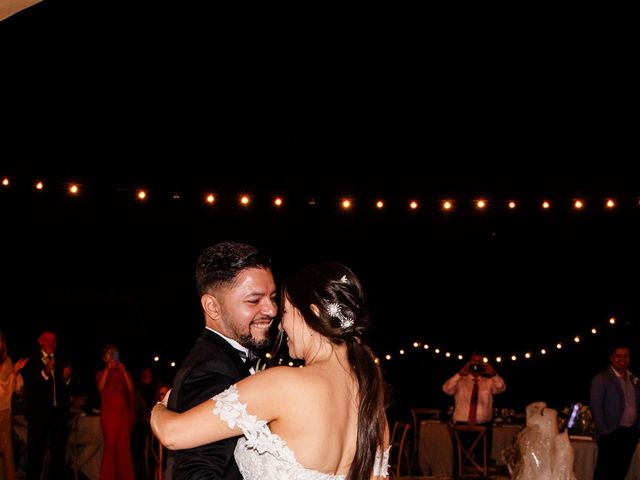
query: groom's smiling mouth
[{"left": 250, "top": 319, "right": 272, "bottom": 331}]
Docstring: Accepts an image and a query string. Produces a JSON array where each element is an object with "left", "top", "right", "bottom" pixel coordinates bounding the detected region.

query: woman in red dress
[{"left": 96, "top": 344, "right": 135, "bottom": 480}]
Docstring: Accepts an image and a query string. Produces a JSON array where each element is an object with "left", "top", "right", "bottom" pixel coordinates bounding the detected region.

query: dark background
[{"left": 1, "top": 3, "right": 639, "bottom": 415}]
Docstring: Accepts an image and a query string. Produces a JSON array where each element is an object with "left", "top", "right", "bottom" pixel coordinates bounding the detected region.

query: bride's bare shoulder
[{"left": 247, "top": 365, "right": 325, "bottom": 397}]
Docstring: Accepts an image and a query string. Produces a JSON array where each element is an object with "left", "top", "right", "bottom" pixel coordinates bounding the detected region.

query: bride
[{"left": 152, "top": 262, "right": 389, "bottom": 479}]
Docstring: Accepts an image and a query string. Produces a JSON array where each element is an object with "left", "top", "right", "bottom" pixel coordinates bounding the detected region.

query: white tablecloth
[
  {"left": 11, "top": 413, "right": 103, "bottom": 480},
  {"left": 418, "top": 421, "right": 522, "bottom": 476},
  {"left": 571, "top": 437, "right": 640, "bottom": 480},
  {"left": 70, "top": 415, "right": 103, "bottom": 480}
]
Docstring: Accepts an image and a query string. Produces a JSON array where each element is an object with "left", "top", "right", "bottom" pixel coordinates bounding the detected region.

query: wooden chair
[
  {"left": 146, "top": 432, "right": 165, "bottom": 480},
  {"left": 388, "top": 420, "right": 412, "bottom": 479},
  {"left": 409, "top": 408, "right": 441, "bottom": 470},
  {"left": 449, "top": 423, "right": 487, "bottom": 477}
]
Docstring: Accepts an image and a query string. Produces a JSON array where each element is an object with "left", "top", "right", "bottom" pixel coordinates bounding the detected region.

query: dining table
[
  {"left": 11, "top": 412, "right": 103, "bottom": 480},
  {"left": 417, "top": 420, "right": 523, "bottom": 476},
  {"left": 416, "top": 420, "right": 640, "bottom": 479}
]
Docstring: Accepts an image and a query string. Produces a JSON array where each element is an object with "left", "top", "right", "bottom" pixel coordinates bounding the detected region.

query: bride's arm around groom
[{"left": 153, "top": 261, "right": 390, "bottom": 479}]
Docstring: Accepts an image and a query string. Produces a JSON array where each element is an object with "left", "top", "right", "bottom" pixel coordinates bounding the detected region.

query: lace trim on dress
[
  {"left": 374, "top": 446, "right": 390, "bottom": 478},
  {"left": 212, "top": 384, "right": 390, "bottom": 478},
  {"left": 212, "top": 384, "right": 296, "bottom": 462}
]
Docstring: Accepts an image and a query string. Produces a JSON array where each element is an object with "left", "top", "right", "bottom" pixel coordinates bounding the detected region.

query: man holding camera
[{"left": 442, "top": 352, "right": 506, "bottom": 469}]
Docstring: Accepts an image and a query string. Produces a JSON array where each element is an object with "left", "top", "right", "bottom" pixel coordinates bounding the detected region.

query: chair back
[
  {"left": 410, "top": 408, "right": 441, "bottom": 435},
  {"left": 388, "top": 420, "right": 412, "bottom": 479},
  {"left": 449, "top": 423, "right": 487, "bottom": 477},
  {"left": 409, "top": 408, "right": 441, "bottom": 469}
]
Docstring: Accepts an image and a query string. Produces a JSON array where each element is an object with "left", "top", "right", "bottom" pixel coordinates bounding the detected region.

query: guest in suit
[
  {"left": 591, "top": 344, "right": 640, "bottom": 480},
  {"left": 166, "top": 241, "right": 277, "bottom": 479},
  {"left": 21, "top": 329, "right": 72, "bottom": 480},
  {"left": 97, "top": 344, "right": 136, "bottom": 480},
  {"left": 0, "top": 330, "right": 28, "bottom": 480}
]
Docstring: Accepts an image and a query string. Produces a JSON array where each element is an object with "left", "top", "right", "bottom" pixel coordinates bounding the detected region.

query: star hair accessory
[{"left": 327, "top": 302, "right": 354, "bottom": 329}]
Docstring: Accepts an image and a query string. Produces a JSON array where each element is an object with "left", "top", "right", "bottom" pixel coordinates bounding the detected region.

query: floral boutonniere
[
  {"left": 631, "top": 375, "right": 640, "bottom": 386},
  {"left": 254, "top": 357, "right": 268, "bottom": 372}
]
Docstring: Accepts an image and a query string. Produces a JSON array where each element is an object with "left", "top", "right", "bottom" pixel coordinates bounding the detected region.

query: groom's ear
[{"left": 201, "top": 293, "right": 222, "bottom": 321}]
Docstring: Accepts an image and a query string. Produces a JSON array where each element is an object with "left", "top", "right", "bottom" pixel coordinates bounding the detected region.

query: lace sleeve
[
  {"left": 373, "top": 446, "right": 390, "bottom": 477},
  {"left": 212, "top": 384, "right": 293, "bottom": 458}
]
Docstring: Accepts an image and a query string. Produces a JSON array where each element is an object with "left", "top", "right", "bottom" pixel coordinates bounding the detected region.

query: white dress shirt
[{"left": 442, "top": 373, "right": 506, "bottom": 424}]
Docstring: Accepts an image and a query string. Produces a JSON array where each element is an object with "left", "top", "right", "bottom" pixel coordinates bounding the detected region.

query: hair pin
[{"left": 327, "top": 302, "right": 354, "bottom": 329}]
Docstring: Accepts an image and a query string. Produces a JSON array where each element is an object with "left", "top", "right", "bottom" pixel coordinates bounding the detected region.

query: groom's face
[{"left": 217, "top": 267, "right": 277, "bottom": 350}]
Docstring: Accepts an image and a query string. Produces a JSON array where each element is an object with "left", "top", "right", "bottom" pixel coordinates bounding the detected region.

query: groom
[{"left": 165, "top": 241, "right": 277, "bottom": 479}]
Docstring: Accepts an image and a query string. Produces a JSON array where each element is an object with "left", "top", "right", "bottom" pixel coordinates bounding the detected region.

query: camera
[
  {"left": 111, "top": 351, "right": 120, "bottom": 363},
  {"left": 470, "top": 363, "right": 485, "bottom": 373}
]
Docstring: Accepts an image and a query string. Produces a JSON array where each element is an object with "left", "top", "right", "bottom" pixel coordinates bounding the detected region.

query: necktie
[
  {"left": 237, "top": 350, "right": 258, "bottom": 363},
  {"left": 468, "top": 378, "right": 479, "bottom": 424},
  {"left": 47, "top": 354, "right": 57, "bottom": 407}
]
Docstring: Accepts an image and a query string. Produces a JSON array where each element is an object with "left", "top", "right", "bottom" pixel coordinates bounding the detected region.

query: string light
[
  {"left": 153, "top": 356, "right": 159, "bottom": 362},
  {"left": 377, "top": 315, "right": 620, "bottom": 365},
  {"left": 2, "top": 179, "right": 638, "bottom": 214},
  {"left": 68, "top": 184, "right": 79, "bottom": 195}
]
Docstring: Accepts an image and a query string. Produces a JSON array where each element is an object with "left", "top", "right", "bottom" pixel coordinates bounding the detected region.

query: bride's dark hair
[{"left": 281, "top": 262, "right": 387, "bottom": 480}]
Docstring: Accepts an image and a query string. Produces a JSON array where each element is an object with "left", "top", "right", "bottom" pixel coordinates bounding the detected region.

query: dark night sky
[{"left": 1, "top": 4, "right": 639, "bottom": 409}]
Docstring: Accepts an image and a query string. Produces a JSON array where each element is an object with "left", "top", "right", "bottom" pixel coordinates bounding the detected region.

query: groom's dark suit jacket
[{"left": 167, "top": 328, "right": 252, "bottom": 480}]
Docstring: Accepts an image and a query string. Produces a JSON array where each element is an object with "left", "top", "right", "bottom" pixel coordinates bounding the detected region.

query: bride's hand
[
  {"left": 151, "top": 398, "right": 173, "bottom": 448},
  {"left": 160, "top": 388, "right": 171, "bottom": 407}
]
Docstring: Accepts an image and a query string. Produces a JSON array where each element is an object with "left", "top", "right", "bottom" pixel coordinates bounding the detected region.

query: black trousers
[
  {"left": 26, "top": 406, "right": 69, "bottom": 480},
  {"left": 594, "top": 425, "right": 639, "bottom": 480}
]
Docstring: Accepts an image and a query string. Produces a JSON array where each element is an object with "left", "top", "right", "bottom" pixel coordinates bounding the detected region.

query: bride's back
[{"left": 254, "top": 355, "right": 360, "bottom": 475}]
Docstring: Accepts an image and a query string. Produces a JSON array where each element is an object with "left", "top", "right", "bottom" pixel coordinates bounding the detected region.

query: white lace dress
[{"left": 212, "top": 385, "right": 389, "bottom": 480}]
